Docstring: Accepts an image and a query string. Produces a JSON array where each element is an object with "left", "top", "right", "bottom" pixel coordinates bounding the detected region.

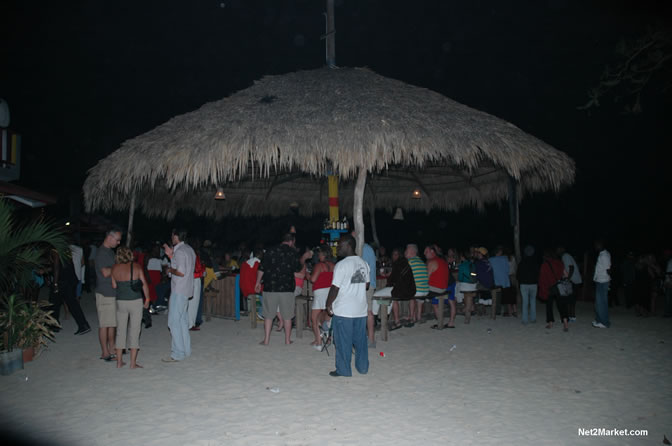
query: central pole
[
  {"left": 328, "top": 175, "right": 339, "bottom": 223},
  {"left": 126, "top": 191, "right": 136, "bottom": 248},
  {"left": 353, "top": 168, "right": 367, "bottom": 257},
  {"left": 326, "top": 0, "right": 335, "bottom": 67}
]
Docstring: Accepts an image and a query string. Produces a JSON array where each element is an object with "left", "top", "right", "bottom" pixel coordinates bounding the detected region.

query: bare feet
[
  {"left": 285, "top": 340, "right": 293, "bottom": 345},
  {"left": 259, "top": 340, "right": 269, "bottom": 345},
  {"left": 130, "top": 363, "right": 143, "bottom": 369},
  {"left": 117, "top": 361, "right": 126, "bottom": 368}
]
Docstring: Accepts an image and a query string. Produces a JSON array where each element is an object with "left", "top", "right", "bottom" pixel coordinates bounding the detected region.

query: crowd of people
[{"left": 32, "top": 223, "right": 672, "bottom": 375}]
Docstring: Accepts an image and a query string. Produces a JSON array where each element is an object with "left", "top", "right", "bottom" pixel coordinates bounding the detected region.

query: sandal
[
  {"left": 404, "top": 321, "right": 415, "bottom": 328},
  {"left": 430, "top": 324, "right": 441, "bottom": 330},
  {"left": 389, "top": 322, "right": 403, "bottom": 331},
  {"left": 100, "top": 354, "right": 116, "bottom": 362}
]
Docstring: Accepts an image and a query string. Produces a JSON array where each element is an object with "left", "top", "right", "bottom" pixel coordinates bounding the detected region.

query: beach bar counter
[{"left": 204, "top": 274, "right": 241, "bottom": 320}]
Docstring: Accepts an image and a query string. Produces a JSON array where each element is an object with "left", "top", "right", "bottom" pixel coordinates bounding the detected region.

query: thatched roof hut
[{"left": 84, "top": 67, "right": 574, "bottom": 223}]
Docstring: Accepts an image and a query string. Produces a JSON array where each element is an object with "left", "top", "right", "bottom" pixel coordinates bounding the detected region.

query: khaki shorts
[
  {"left": 96, "top": 293, "right": 117, "bottom": 328},
  {"left": 366, "top": 287, "right": 375, "bottom": 313},
  {"left": 262, "top": 292, "right": 295, "bottom": 320}
]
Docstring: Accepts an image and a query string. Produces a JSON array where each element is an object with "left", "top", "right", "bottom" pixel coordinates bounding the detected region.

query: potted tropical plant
[
  {"left": 0, "top": 294, "right": 26, "bottom": 374},
  {"left": 0, "top": 198, "right": 68, "bottom": 374},
  {"left": 16, "top": 299, "right": 60, "bottom": 362}
]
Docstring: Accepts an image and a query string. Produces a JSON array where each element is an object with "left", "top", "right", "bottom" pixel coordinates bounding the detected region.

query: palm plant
[
  {"left": 0, "top": 198, "right": 68, "bottom": 352},
  {"left": 0, "top": 198, "right": 69, "bottom": 298}
]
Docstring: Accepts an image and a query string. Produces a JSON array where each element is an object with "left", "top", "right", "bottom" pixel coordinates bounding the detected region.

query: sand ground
[{"left": 1, "top": 291, "right": 670, "bottom": 446}]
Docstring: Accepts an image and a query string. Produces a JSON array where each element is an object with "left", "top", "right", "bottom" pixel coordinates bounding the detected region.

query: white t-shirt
[
  {"left": 331, "top": 255, "right": 370, "bottom": 318},
  {"left": 70, "top": 245, "right": 84, "bottom": 282},
  {"left": 147, "top": 258, "right": 163, "bottom": 271},
  {"left": 562, "top": 253, "right": 582, "bottom": 284},
  {"left": 593, "top": 250, "right": 611, "bottom": 283}
]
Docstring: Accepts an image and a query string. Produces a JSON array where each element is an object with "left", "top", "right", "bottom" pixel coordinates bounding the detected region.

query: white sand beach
[{"left": 1, "top": 292, "right": 670, "bottom": 446}]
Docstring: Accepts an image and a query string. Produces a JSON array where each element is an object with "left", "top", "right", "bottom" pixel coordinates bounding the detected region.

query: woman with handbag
[
  {"left": 111, "top": 246, "right": 150, "bottom": 368},
  {"left": 538, "top": 248, "right": 570, "bottom": 332}
]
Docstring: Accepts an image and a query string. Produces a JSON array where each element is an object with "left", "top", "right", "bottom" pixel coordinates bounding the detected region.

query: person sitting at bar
[
  {"left": 457, "top": 251, "right": 477, "bottom": 324},
  {"left": 474, "top": 247, "right": 495, "bottom": 316},
  {"left": 388, "top": 248, "right": 416, "bottom": 331},
  {"left": 223, "top": 252, "right": 239, "bottom": 270},
  {"left": 425, "top": 244, "right": 456, "bottom": 329},
  {"left": 294, "top": 246, "right": 313, "bottom": 296},
  {"left": 240, "top": 249, "right": 263, "bottom": 319},
  {"left": 406, "top": 244, "right": 429, "bottom": 326}
]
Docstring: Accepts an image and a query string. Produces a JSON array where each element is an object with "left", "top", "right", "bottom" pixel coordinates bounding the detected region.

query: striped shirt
[{"left": 407, "top": 256, "right": 429, "bottom": 293}]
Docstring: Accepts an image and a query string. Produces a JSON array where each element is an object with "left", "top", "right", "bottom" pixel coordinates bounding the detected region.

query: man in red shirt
[
  {"left": 240, "top": 250, "right": 263, "bottom": 316},
  {"left": 425, "top": 245, "right": 455, "bottom": 329}
]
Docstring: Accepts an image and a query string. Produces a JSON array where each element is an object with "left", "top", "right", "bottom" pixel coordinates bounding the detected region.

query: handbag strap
[{"left": 545, "top": 260, "right": 561, "bottom": 282}]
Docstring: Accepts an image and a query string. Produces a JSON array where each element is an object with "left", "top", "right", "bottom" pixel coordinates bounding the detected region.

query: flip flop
[
  {"left": 100, "top": 354, "right": 116, "bottom": 362},
  {"left": 444, "top": 324, "right": 455, "bottom": 329},
  {"left": 404, "top": 321, "right": 415, "bottom": 328},
  {"left": 431, "top": 324, "right": 441, "bottom": 330},
  {"left": 389, "top": 323, "right": 402, "bottom": 331}
]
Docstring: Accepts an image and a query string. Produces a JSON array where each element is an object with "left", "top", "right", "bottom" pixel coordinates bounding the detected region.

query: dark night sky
[{"left": 1, "top": 0, "right": 671, "bottom": 253}]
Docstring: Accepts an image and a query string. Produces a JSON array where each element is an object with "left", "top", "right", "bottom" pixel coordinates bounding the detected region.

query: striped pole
[
  {"left": 328, "top": 175, "right": 339, "bottom": 256},
  {"left": 328, "top": 175, "right": 339, "bottom": 223}
]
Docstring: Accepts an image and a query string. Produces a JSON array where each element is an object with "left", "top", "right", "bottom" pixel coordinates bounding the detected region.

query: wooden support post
[
  {"left": 379, "top": 299, "right": 389, "bottom": 341},
  {"left": 248, "top": 295, "right": 258, "bottom": 329},
  {"left": 438, "top": 297, "right": 445, "bottom": 328},
  {"left": 295, "top": 297, "right": 306, "bottom": 338},
  {"left": 353, "top": 167, "right": 367, "bottom": 257},
  {"left": 369, "top": 205, "right": 380, "bottom": 248},
  {"left": 126, "top": 191, "right": 136, "bottom": 248},
  {"left": 511, "top": 179, "right": 521, "bottom": 311}
]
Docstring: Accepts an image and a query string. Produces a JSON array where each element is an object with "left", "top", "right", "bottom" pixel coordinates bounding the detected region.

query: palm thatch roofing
[{"left": 83, "top": 67, "right": 574, "bottom": 219}]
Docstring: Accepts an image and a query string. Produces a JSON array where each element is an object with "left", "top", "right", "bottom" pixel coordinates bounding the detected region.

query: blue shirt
[
  {"left": 488, "top": 255, "right": 511, "bottom": 288},
  {"left": 362, "top": 243, "right": 376, "bottom": 289}
]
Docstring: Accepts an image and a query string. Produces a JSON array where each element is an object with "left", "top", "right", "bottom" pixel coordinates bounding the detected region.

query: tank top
[
  {"left": 115, "top": 263, "right": 143, "bottom": 301},
  {"left": 429, "top": 257, "right": 450, "bottom": 290},
  {"left": 313, "top": 262, "right": 334, "bottom": 290},
  {"left": 116, "top": 281, "right": 143, "bottom": 301}
]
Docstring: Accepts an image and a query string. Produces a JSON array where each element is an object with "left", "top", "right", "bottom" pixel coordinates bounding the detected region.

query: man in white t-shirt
[
  {"left": 326, "top": 234, "right": 370, "bottom": 377},
  {"left": 592, "top": 240, "right": 611, "bottom": 329},
  {"left": 557, "top": 246, "right": 582, "bottom": 322},
  {"left": 70, "top": 244, "right": 85, "bottom": 298}
]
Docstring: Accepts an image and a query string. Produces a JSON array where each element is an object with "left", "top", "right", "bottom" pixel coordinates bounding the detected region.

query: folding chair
[{"left": 320, "top": 322, "right": 333, "bottom": 356}]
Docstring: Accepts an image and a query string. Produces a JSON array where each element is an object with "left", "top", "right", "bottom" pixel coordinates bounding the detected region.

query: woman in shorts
[{"left": 308, "top": 245, "right": 335, "bottom": 346}]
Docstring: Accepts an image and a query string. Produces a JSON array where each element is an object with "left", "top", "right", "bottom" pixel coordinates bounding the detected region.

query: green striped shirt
[{"left": 408, "top": 256, "right": 429, "bottom": 293}]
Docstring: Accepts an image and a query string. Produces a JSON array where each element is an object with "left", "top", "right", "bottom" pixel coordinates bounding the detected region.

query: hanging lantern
[{"left": 214, "top": 187, "right": 226, "bottom": 200}]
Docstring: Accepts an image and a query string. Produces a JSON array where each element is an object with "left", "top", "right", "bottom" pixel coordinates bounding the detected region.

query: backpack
[
  {"left": 475, "top": 259, "right": 494, "bottom": 289},
  {"left": 458, "top": 261, "right": 477, "bottom": 284}
]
